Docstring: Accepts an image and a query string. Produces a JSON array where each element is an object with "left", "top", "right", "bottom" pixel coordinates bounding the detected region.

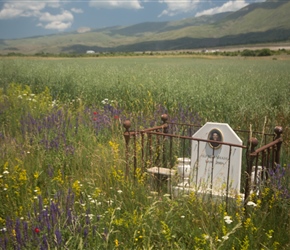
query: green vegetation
[
  {"left": 0, "top": 56, "right": 289, "bottom": 131},
  {"left": 1, "top": 47, "right": 289, "bottom": 58},
  {"left": 0, "top": 56, "right": 289, "bottom": 249}
]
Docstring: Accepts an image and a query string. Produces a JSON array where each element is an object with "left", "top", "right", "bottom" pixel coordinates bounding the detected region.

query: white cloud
[
  {"left": 0, "top": 7, "right": 23, "bottom": 19},
  {"left": 38, "top": 10, "right": 74, "bottom": 31},
  {"left": 89, "top": 0, "right": 143, "bottom": 9},
  {"left": 195, "top": 0, "right": 264, "bottom": 17},
  {"left": 0, "top": 0, "right": 74, "bottom": 32},
  {"left": 71, "top": 8, "right": 83, "bottom": 14},
  {"left": 0, "top": 1, "right": 46, "bottom": 19},
  {"left": 39, "top": 10, "right": 73, "bottom": 22},
  {"left": 77, "top": 27, "right": 91, "bottom": 33},
  {"left": 158, "top": 0, "right": 266, "bottom": 17},
  {"left": 43, "top": 20, "right": 72, "bottom": 31},
  {"left": 158, "top": 0, "right": 200, "bottom": 17}
]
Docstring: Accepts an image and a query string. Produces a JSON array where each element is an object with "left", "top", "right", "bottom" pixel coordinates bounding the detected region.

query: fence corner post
[
  {"left": 123, "top": 120, "right": 131, "bottom": 179},
  {"left": 274, "top": 126, "right": 283, "bottom": 167},
  {"left": 244, "top": 137, "right": 258, "bottom": 204}
]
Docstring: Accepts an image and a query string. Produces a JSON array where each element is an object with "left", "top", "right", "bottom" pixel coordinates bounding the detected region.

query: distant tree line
[{"left": 1, "top": 48, "right": 290, "bottom": 58}]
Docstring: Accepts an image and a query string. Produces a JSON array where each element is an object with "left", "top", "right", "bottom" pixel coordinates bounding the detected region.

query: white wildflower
[
  {"left": 247, "top": 201, "right": 257, "bottom": 207},
  {"left": 3, "top": 170, "right": 9, "bottom": 174},
  {"left": 224, "top": 216, "right": 233, "bottom": 224},
  {"left": 52, "top": 100, "right": 57, "bottom": 107},
  {"left": 203, "top": 234, "right": 210, "bottom": 240},
  {"left": 107, "top": 200, "right": 113, "bottom": 205},
  {"left": 87, "top": 214, "right": 94, "bottom": 220},
  {"left": 101, "top": 98, "right": 109, "bottom": 105},
  {"left": 222, "top": 235, "right": 229, "bottom": 240}
]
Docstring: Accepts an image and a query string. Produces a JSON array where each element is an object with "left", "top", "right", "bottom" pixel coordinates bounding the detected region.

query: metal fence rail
[{"left": 123, "top": 114, "right": 283, "bottom": 206}]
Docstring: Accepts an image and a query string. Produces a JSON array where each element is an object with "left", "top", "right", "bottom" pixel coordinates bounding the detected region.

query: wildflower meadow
[{"left": 0, "top": 55, "right": 290, "bottom": 249}]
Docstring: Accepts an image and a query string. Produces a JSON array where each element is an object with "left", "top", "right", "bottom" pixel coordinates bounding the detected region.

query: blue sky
[{"left": 0, "top": 0, "right": 265, "bottom": 39}]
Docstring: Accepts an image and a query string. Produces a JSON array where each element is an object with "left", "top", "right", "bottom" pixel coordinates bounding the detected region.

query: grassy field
[
  {"left": 0, "top": 56, "right": 289, "bottom": 249},
  {"left": 1, "top": 55, "right": 289, "bottom": 134}
]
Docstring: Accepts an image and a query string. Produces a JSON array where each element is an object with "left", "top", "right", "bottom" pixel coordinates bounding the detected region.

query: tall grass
[
  {"left": 0, "top": 56, "right": 289, "bottom": 249},
  {"left": 1, "top": 57, "right": 289, "bottom": 127}
]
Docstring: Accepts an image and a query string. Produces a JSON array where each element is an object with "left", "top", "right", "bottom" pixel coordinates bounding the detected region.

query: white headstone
[{"left": 190, "top": 122, "right": 242, "bottom": 196}]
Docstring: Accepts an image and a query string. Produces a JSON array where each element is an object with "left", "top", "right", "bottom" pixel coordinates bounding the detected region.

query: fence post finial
[
  {"left": 161, "top": 114, "right": 168, "bottom": 134},
  {"left": 161, "top": 114, "right": 168, "bottom": 123},
  {"left": 250, "top": 137, "right": 259, "bottom": 150},
  {"left": 274, "top": 126, "right": 283, "bottom": 139},
  {"left": 123, "top": 120, "right": 131, "bottom": 132}
]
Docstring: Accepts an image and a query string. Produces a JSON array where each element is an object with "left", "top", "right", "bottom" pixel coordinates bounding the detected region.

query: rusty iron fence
[{"left": 123, "top": 114, "right": 283, "bottom": 205}]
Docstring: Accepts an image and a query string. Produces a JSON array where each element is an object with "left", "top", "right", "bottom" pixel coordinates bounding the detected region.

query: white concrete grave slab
[{"left": 189, "top": 122, "right": 243, "bottom": 196}]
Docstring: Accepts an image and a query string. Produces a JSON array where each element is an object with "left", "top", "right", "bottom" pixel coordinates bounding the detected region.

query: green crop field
[
  {"left": 1, "top": 56, "right": 289, "bottom": 128},
  {"left": 0, "top": 55, "right": 290, "bottom": 249}
]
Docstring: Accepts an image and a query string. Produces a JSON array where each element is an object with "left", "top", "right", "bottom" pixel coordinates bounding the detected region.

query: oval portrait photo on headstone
[{"left": 208, "top": 129, "right": 223, "bottom": 149}]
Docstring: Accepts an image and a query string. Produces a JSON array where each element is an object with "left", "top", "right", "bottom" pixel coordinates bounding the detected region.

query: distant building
[{"left": 86, "top": 50, "right": 95, "bottom": 54}]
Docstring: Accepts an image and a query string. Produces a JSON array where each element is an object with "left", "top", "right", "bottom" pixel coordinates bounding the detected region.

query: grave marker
[{"left": 190, "top": 122, "right": 243, "bottom": 196}]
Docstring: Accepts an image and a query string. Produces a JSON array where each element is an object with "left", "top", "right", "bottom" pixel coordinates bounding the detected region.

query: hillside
[{"left": 0, "top": 0, "right": 290, "bottom": 54}]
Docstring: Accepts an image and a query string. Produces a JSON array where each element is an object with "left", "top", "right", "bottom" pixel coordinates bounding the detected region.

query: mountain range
[{"left": 1, "top": 0, "right": 290, "bottom": 54}]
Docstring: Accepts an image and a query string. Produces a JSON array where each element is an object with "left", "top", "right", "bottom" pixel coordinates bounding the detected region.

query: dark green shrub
[
  {"left": 241, "top": 49, "right": 256, "bottom": 57},
  {"left": 257, "top": 48, "right": 272, "bottom": 56}
]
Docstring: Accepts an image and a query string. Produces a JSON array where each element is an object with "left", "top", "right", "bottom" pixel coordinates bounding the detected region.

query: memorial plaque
[{"left": 191, "top": 122, "right": 242, "bottom": 196}]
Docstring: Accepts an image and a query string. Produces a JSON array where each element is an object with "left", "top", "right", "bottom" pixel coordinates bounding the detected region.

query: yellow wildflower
[{"left": 72, "top": 180, "right": 81, "bottom": 196}]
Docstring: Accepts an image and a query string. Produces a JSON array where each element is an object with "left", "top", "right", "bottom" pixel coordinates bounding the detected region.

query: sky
[{"left": 0, "top": 0, "right": 266, "bottom": 39}]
